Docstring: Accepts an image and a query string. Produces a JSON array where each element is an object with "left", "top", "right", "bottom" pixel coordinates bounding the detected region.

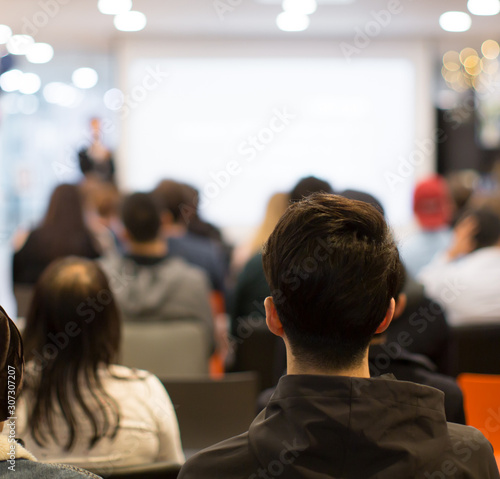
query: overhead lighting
[
  {"left": 19, "top": 73, "right": 41, "bottom": 94},
  {"left": 467, "top": 0, "right": 500, "bottom": 15},
  {"left": 0, "top": 69, "right": 23, "bottom": 92},
  {"left": 282, "top": 0, "right": 317, "bottom": 15},
  {"left": 0, "top": 25, "right": 12, "bottom": 44},
  {"left": 6, "top": 34, "right": 35, "bottom": 55},
  {"left": 276, "top": 11, "right": 310, "bottom": 31},
  {"left": 72, "top": 67, "right": 99, "bottom": 89},
  {"left": 439, "top": 11, "right": 472, "bottom": 32},
  {"left": 98, "top": 0, "right": 132, "bottom": 15},
  {"left": 114, "top": 10, "right": 147, "bottom": 31},
  {"left": 482, "top": 39, "right": 500, "bottom": 59},
  {"left": 43, "top": 82, "right": 83, "bottom": 108},
  {"left": 26, "top": 43, "right": 54, "bottom": 64},
  {"left": 103, "top": 88, "right": 125, "bottom": 110}
]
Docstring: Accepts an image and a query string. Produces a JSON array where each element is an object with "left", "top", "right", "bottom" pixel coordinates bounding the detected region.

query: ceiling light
[
  {"left": 98, "top": 0, "right": 132, "bottom": 15},
  {"left": 0, "top": 69, "right": 23, "bottom": 92},
  {"left": 276, "top": 11, "right": 310, "bottom": 31},
  {"left": 114, "top": 11, "right": 147, "bottom": 32},
  {"left": 6, "top": 35, "right": 35, "bottom": 55},
  {"left": 439, "top": 11, "right": 472, "bottom": 32},
  {"left": 72, "top": 67, "right": 99, "bottom": 89},
  {"left": 19, "top": 73, "right": 41, "bottom": 94},
  {"left": 26, "top": 43, "right": 54, "bottom": 64},
  {"left": 0, "top": 25, "right": 12, "bottom": 44},
  {"left": 467, "top": 0, "right": 500, "bottom": 15},
  {"left": 43, "top": 82, "right": 83, "bottom": 108},
  {"left": 282, "top": 0, "right": 317, "bottom": 15}
]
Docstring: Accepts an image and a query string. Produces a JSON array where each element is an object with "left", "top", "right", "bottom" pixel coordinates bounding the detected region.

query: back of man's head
[
  {"left": 151, "top": 179, "right": 191, "bottom": 225},
  {"left": 122, "top": 193, "right": 161, "bottom": 243},
  {"left": 290, "top": 176, "right": 333, "bottom": 203},
  {"left": 262, "top": 193, "right": 404, "bottom": 371}
]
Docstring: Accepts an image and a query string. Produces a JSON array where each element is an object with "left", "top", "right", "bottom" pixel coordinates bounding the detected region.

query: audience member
[
  {"left": 99, "top": 193, "right": 213, "bottom": 337},
  {"left": 419, "top": 206, "right": 500, "bottom": 325},
  {"left": 13, "top": 184, "right": 100, "bottom": 285},
  {"left": 179, "top": 194, "right": 498, "bottom": 478},
  {"left": 0, "top": 305, "right": 103, "bottom": 477},
  {"left": 18, "top": 257, "right": 185, "bottom": 469},
  {"left": 400, "top": 176, "right": 453, "bottom": 278},
  {"left": 151, "top": 180, "right": 227, "bottom": 293},
  {"left": 289, "top": 175, "right": 333, "bottom": 202}
]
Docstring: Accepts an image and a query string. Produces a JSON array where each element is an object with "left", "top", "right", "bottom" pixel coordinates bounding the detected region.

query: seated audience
[
  {"left": 400, "top": 176, "right": 453, "bottom": 278},
  {"left": 419, "top": 206, "right": 500, "bottom": 325},
  {"left": 100, "top": 193, "right": 213, "bottom": 335},
  {"left": 17, "top": 257, "right": 185, "bottom": 469},
  {"left": 179, "top": 194, "right": 498, "bottom": 478},
  {"left": 151, "top": 179, "right": 227, "bottom": 293},
  {"left": 0, "top": 305, "right": 103, "bottom": 477},
  {"left": 13, "top": 184, "right": 100, "bottom": 285}
]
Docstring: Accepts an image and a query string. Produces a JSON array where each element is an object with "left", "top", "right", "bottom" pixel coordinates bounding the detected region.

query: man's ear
[
  {"left": 375, "top": 297, "right": 395, "bottom": 334},
  {"left": 265, "top": 296, "right": 285, "bottom": 338},
  {"left": 394, "top": 293, "right": 407, "bottom": 320}
]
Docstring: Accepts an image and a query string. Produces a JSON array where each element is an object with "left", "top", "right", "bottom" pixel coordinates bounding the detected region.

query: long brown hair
[
  {"left": 37, "top": 184, "right": 100, "bottom": 259},
  {"left": 22, "top": 257, "right": 121, "bottom": 450}
]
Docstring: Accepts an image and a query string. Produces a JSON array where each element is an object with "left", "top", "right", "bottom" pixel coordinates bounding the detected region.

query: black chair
[
  {"left": 450, "top": 324, "right": 500, "bottom": 377},
  {"left": 232, "top": 320, "right": 282, "bottom": 391},
  {"left": 85, "top": 461, "right": 181, "bottom": 479},
  {"left": 161, "top": 372, "right": 259, "bottom": 453}
]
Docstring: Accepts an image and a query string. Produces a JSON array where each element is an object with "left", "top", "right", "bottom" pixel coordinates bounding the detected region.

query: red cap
[{"left": 413, "top": 176, "right": 452, "bottom": 230}]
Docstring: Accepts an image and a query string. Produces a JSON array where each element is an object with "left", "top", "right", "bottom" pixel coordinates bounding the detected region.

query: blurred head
[
  {"left": 151, "top": 179, "right": 193, "bottom": 225},
  {"left": 413, "top": 176, "right": 453, "bottom": 230},
  {"left": 250, "top": 192, "right": 290, "bottom": 254},
  {"left": 122, "top": 193, "right": 161, "bottom": 243},
  {"left": 0, "top": 307, "right": 23, "bottom": 422},
  {"left": 463, "top": 207, "right": 500, "bottom": 250},
  {"left": 341, "top": 189, "right": 385, "bottom": 217},
  {"left": 23, "top": 257, "right": 121, "bottom": 450},
  {"left": 43, "top": 183, "right": 87, "bottom": 230},
  {"left": 262, "top": 193, "right": 404, "bottom": 371},
  {"left": 290, "top": 176, "right": 333, "bottom": 203}
]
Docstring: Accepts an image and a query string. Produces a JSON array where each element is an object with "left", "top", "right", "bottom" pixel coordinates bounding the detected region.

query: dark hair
[
  {"left": 262, "top": 193, "right": 403, "bottom": 370},
  {"left": 151, "top": 179, "right": 194, "bottom": 224},
  {"left": 38, "top": 184, "right": 100, "bottom": 259},
  {"left": 0, "top": 307, "right": 24, "bottom": 422},
  {"left": 22, "top": 257, "right": 121, "bottom": 451},
  {"left": 122, "top": 193, "right": 161, "bottom": 242},
  {"left": 341, "top": 189, "right": 385, "bottom": 217},
  {"left": 465, "top": 207, "right": 500, "bottom": 250},
  {"left": 290, "top": 176, "right": 333, "bottom": 203}
]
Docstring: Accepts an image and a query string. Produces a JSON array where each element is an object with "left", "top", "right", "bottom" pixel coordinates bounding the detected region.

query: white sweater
[{"left": 15, "top": 364, "right": 185, "bottom": 469}]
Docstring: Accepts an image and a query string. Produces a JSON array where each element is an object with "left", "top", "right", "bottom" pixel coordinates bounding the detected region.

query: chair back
[
  {"left": 457, "top": 373, "right": 500, "bottom": 468},
  {"left": 120, "top": 321, "right": 210, "bottom": 378},
  {"left": 162, "top": 372, "right": 259, "bottom": 452},
  {"left": 85, "top": 461, "right": 181, "bottom": 479},
  {"left": 451, "top": 324, "right": 500, "bottom": 376}
]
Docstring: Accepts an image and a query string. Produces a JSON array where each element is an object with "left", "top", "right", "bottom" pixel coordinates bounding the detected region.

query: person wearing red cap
[{"left": 400, "top": 176, "right": 454, "bottom": 278}]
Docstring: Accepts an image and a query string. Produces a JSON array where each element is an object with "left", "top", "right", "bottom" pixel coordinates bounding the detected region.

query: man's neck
[
  {"left": 286, "top": 349, "right": 371, "bottom": 378},
  {"left": 128, "top": 238, "right": 167, "bottom": 257}
]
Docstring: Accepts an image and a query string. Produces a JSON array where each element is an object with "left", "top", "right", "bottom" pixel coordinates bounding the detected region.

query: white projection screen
[{"left": 118, "top": 42, "right": 433, "bottom": 232}]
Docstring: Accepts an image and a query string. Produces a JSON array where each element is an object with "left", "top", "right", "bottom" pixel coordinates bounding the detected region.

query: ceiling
[{"left": 0, "top": 0, "right": 499, "bottom": 53}]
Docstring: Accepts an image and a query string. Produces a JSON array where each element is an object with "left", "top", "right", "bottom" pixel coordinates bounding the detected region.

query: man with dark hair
[
  {"left": 419, "top": 205, "right": 500, "bottom": 325},
  {"left": 100, "top": 193, "right": 213, "bottom": 337},
  {"left": 289, "top": 175, "right": 333, "bottom": 203},
  {"left": 179, "top": 193, "right": 498, "bottom": 479}
]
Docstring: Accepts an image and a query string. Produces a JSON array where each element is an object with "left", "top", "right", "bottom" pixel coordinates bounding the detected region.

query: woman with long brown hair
[
  {"left": 17, "top": 257, "right": 184, "bottom": 469},
  {"left": 13, "top": 184, "right": 100, "bottom": 284}
]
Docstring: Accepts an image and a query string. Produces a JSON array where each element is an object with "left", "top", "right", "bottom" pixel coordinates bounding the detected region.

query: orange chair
[{"left": 457, "top": 373, "right": 500, "bottom": 469}]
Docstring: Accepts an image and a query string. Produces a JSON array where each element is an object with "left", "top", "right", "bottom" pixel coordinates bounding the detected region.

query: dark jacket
[
  {"left": 369, "top": 344, "right": 465, "bottom": 424},
  {"left": 180, "top": 374, "right": 499, "bottom": 479}
]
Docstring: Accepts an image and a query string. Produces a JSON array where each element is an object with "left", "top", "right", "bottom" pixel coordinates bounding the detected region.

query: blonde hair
[{"left": 250, "top": 192, "right": 290, "bottom": 254}]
